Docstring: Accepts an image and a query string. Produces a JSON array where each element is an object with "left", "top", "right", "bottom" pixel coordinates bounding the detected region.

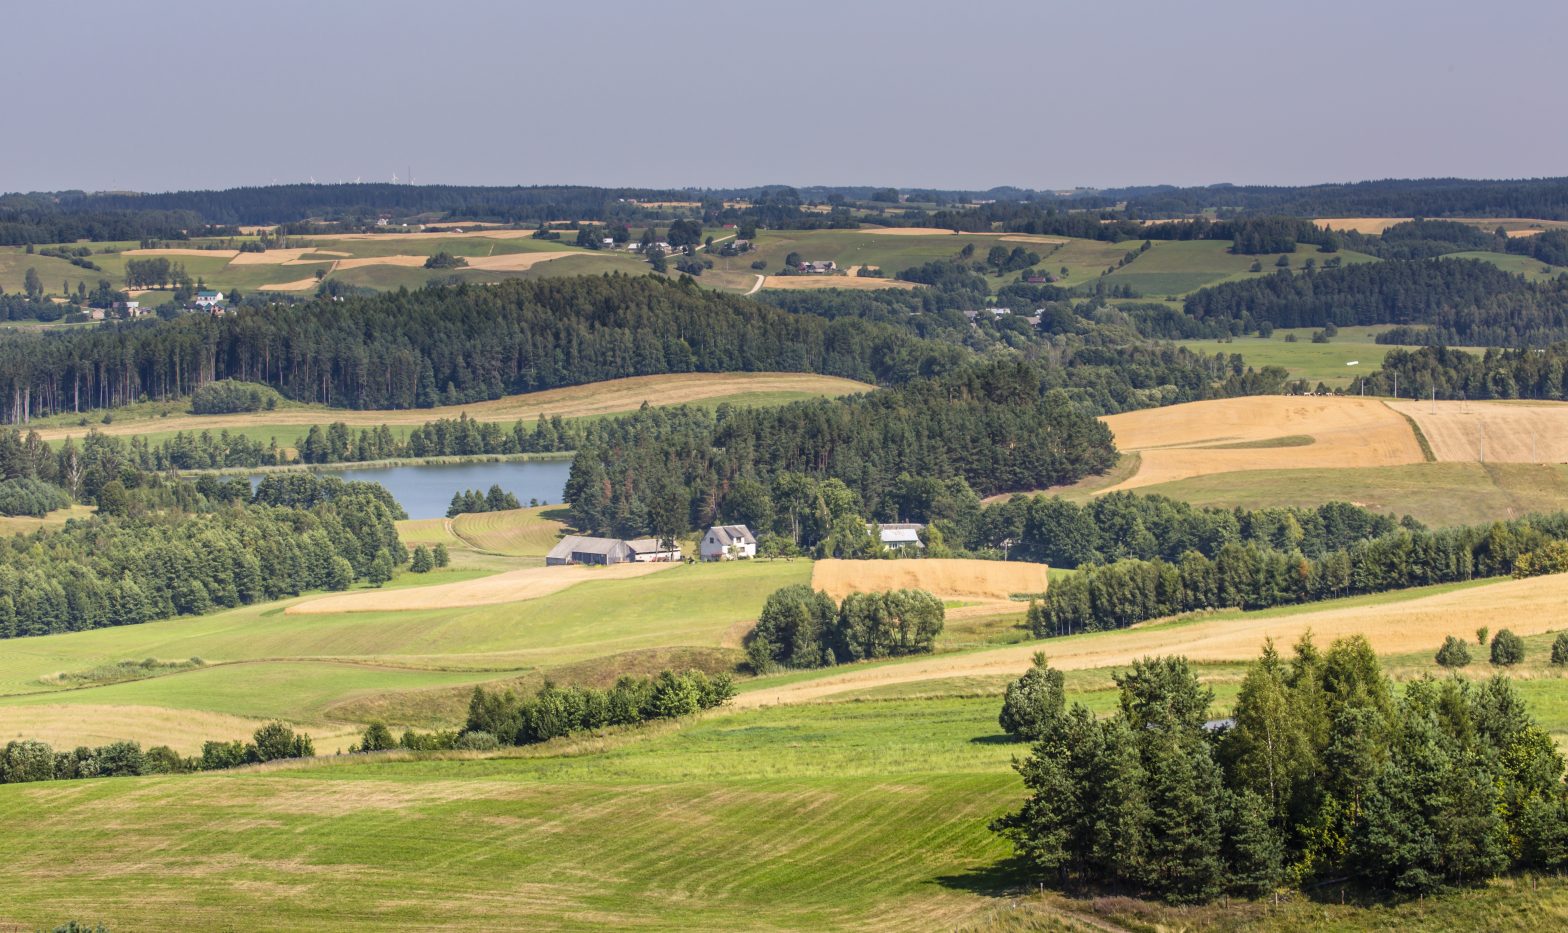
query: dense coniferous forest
[
  {"left": 565, "top": 361, "right": 1118, "bottom": 541},
  {"left": 1366, "top": 343, "right": 1568, "bottom": 400},
  {"left": 994, "top": 646, "right": 1568, "bottom": 902},
  {"left": 1183, "top": 258, "right": 1568, "bottom": 344},
  {"left": 0, "top": 475, "right": 404, "bottom": 639},
  {"left": 1034, "top": 512, "right": 1568, "bottom": 636},
  {"left": 0, "top": 276, "right": 966, "bottom": 421}
]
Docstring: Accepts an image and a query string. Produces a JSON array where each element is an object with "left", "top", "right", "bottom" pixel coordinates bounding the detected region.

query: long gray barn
[{"left": 545, "top": 535, "right": 636, "bottom": 566}]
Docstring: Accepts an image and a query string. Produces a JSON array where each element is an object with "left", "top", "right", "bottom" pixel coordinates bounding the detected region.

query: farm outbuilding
[{"left": 545, "top": 535, "right": 636, "bottom": 566}]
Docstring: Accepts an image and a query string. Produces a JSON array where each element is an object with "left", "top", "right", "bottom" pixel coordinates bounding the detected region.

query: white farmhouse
[{"left": 700, "top": 524, "right": 757, "bottom": 561}]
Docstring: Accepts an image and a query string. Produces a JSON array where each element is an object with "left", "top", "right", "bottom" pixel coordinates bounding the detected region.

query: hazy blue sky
[{"left": 7, "top": 0, "right": 1566, "bottom": 193}]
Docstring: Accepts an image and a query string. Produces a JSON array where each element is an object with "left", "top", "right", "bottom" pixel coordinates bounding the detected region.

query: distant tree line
[
  {"left": 1363, "top": 344, "right": 1568, "bottom": 401},
  {"left": 1183, "top": 256, "right": 1568, "bottom": 346},
  {"left": 0, "top": 275, "right": 967, "bottom": 422},
  {"left": 743, "top": 585, "right": 945, "bottom": 671},
  {"left": 967, "top": 493, "right": 1403, "bottom": 569},
  {"left": 463, "top": 670, "right": 735, "bottom": 747},
  {"left": 1034, "top": 512, "right": 1568, "bottom": 636},
  {"left": 993, "top": 642, "right": 1568, "bottom": 903}
]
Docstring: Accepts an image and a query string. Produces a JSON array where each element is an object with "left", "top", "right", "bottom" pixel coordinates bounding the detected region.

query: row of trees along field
[
  {"left": 1364, "top": 344, "right": 1568, "bottom": 401},
  {"left": 0, "top": 469, "right": 404, "bottom": 639},
  {"left": 1034, "top": 512, "right": 1568, "bottom": 636},
  {"left": 0, "top": 721, "right": 316, "bottom": 786},
  {"left": 994, "top": 643, "right": 1568, "bottom": 902},
  {"left": 462, "top": 669, "right": 734, "bottom": 747},
  {"left": 0, "top": 275, "right": 968, "bottom": 421},
  {"left": 743, "top": 585, "right": 945, "bottom": 671},
  {"left": 564, "top": 360, "right": 1118, "bottom": 542}
]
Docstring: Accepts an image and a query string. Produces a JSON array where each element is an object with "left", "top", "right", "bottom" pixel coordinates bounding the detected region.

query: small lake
[{"left": 255, "top": 458, "right": 573, "bottom": 520}]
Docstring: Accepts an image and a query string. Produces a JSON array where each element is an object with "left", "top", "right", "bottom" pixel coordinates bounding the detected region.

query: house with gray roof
[
  {"left": 700, "top": 524, "right": 756, "bottom": 561},
  {"left": 870, "top": 522, "right": 925, "bottom": 550}
]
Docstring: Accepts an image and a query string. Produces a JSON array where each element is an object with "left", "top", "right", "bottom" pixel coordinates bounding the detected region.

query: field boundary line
[{"left": 1387, "top": 401, "right": 1437, "bottom": 462}]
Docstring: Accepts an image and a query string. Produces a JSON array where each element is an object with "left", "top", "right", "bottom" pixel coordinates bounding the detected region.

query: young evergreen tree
[
  {"left": 409, "top": 545, "right": 433, "bottom": 573},
  {"left": 998, "top": 652, "right": 1067, "bottom": 741},
  {"left": 432, "top": 543, "right": 450, "bottom": 568}
]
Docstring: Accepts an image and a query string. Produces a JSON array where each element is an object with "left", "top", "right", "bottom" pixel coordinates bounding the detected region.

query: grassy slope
[
  {"left": 1134, "top": 461, "right": 1568, "bottom": 527},
  {"left": 1174, "top": 325, "right": 1417, "bottom": 388},
  {"left": 4, "top": 682, "right": 1567, "bottom": 930},
  {"left": 0, "top": 560, "right": 809, "bottom": 734}
]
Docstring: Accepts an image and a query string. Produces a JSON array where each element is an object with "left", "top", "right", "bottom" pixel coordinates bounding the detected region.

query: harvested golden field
[
  {"left": 762, "top": 275, "right": 921, "bottom": 291},
  {"left": 122, "top": 247, "right": 240, "bottom": 258},
  {"left": 332, "top": 254, "right": 431, "bottom": 270},
  {"left": 288, "top": 562, "right": 675, "bottom": 614},
  {"left": 1102, "top": 396, "right": 1425, "bottom": 490},
  {"left": 812, "top": 558, "right": 1048, "bottom": 618},
  {"left": 256, "top": 277, "right": 321, "bottom": 292},
  {"left": 1392, "top": 399, "right": 1568, "bottom": 462},
  {"left": 451, "top": 506, "right": 568, "bottom": 557},
  {"left": 30, "top": 372, "right": 873, "bottom": 442},
  {"left": 739, "top": 574, "right": 1568, "bottom": 707},
  {"left": 227, "top": 247, "right": 322, "bottom": 265},
  {"left": 460, "top": 251, "right": 576, "bottom": 272},
  {"left": 1313, "top": 217, "right": 1412, "bottom": 234}
]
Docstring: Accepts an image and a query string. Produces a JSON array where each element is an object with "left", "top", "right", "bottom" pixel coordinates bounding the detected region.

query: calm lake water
[{"left": 255, "top": 458, "right": 573, "bottom": 520}]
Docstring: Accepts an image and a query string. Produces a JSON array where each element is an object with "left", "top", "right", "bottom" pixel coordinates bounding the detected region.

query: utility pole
[{"left": 1393, "top": 371, "right": 1398, "bottom": 400}]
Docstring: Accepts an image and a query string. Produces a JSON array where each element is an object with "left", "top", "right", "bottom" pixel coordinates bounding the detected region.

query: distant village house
[{"left": 870, "top": 522, "right": 925, "bottom": 550}]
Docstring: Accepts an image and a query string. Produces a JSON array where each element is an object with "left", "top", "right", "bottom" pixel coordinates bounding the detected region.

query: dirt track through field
[
  {"left": 1102, "top": 396, "right": 1425, "bottom": 490},
  {"left": 736, "top": 573, "right": 1568, "bottom": 707},
  {"left": 288, "top": 562, "right": 675, "bottom": 614},
  {"left": 1391, "top": 399, "right": 1568, "bottom": 462}
]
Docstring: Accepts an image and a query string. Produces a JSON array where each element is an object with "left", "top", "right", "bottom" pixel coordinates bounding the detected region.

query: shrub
[
  {"left": 424, "top": 251, "right": 468, "bottom": 269},
  {"left": 358, "top": 722, "right": 397, "bottom": 752},
  {"left": 0, "top": 477, "right": 70, "bottom": 517},
  {"left": 1491, "top": 629, "right": 1526, "bottom": 666},
  {"left": 1435, "top": 635, "right": 1472, "bottom": 668},
  {"left": 1551, "top": 631, "right": 1568, "bottom": 666},
  {"left": 455, "top": 730, "right": 499, "bottom": 751},
  {"left": 190, "top": 379, "right": 282, "bottom": 414},
  {"left": 250, "top": 721, "right": 314, "bottom": 762}
]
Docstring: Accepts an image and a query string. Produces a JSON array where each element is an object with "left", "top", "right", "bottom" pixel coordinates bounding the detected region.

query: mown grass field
[
  {"left": 1100, "top": 240, "right": 1377, "bottom": 299},
  {"left": 1174, "top": 325, "right": 1421, "bottom": 388}
]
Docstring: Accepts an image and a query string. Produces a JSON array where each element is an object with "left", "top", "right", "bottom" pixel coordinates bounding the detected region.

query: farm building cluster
[{"left": 546, "top": 525, "right": 760, "bottom": 566}]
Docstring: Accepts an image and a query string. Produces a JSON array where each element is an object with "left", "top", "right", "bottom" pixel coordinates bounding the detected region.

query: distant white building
[
  {"left": 798, "top": 260, "right": 837, "bottom": 274},
  {"left": 870, "top": 522, "right": 925, "bottom": 550},
  {"left": 700, "top": 524, "right": 757, "bottom": 561},
  {"left": 193, "top": 289, "right": 225, "bottom": 311}
]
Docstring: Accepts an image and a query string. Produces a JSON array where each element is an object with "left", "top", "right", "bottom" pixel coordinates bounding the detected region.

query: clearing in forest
[
  {"left": 287, "top": 562, "right": 676, "bottom": 614},
  {"left": 1391, "top": 399, "right": 1568, "bottom": 463},
  {"left": 451, "top": 507, "right": 568, "bottom": 557},
  {"left": 739, "top": 572, "right": 1568, "bottom": 707},
  {"left": 1101, "top": 396, "right": 1425, "bottom": 490}
]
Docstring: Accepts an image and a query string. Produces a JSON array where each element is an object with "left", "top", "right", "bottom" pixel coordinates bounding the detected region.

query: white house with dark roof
[
  {"left": 700, "top": 524, "right": 756, "bottom": 561},
  {"left": 870, "top": 522, "right": 925, "bottom": 550}
]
